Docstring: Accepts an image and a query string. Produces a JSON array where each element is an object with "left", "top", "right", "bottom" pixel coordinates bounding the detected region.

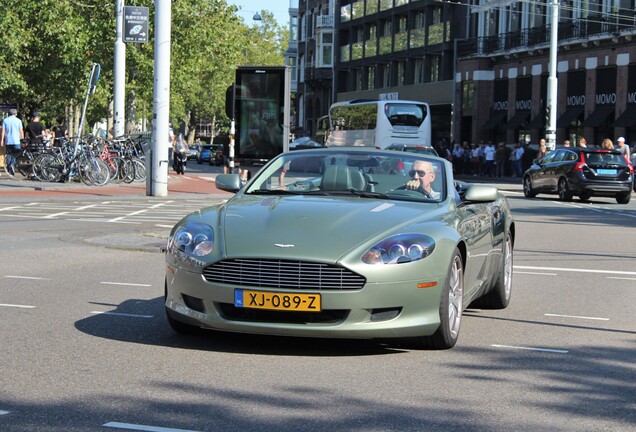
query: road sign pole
[{"left": 114, "top": 0, "right": 125, "bottom": 138}]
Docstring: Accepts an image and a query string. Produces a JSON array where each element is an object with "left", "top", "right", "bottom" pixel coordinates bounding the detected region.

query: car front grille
[
  {"left": 202, "top": 258, "right": 366, "bottom": 290},
  {"left": 218, "top": 303, "right": 349, "bottom": 325}
]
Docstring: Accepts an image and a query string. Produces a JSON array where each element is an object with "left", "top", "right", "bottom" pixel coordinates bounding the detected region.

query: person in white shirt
[
  {"left": 484, "top": 142, "right": 496, "bottom": 177},
  {"left": 616, "top": 137, "right": 630, "bottom": 161}
]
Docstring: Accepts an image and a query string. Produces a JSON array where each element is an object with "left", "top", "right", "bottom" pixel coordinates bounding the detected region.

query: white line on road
[
  {"left": 109, "top": 201, "right": 173, "bottom": 223},
  {"left": 0, "top": 410, "right": 9, "bottom": 415},
  {"left": 91, "top": 311, "right": 154, "bottom": 318},
  {"left": 4, "top": 275, "right": 49, "bottom": 280},
  {"left": 515, "top": 271, "right": 558, "bottom": 276},
  {"left": 607, "top": 276, "right": 636, "bottom": 281},
  {"left": 103, "top": 422, "right": 200, "bottom": 432},
  {"left": 514, "top": 265, "right": 636, "bottom": 276},
  {"left": 491, "top": 344, "right": 569, "bottom": 354},
  {"left": 544, "top": 313, "right": 609, "bottom": 321},
  {"left": 155, "top": 224, "right": 174, "bottom": 228},
  {"left": 100, "top": 282, "right": 152, "bottom": 287},
  {"left": 0, "top": 303, "right": 36, "bottom": 309}
]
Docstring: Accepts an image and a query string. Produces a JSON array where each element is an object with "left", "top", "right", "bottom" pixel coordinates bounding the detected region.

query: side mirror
[
  {"left": 215, "top": 174, "right": 242, "bottom": 193},
  {"left": 464, "top": 185, "right": 499, "bottom": 203}
]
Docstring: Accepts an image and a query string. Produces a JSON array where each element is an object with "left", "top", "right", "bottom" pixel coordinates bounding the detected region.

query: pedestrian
[
  {"left": 168, "top": 122, "right": 175, "bottom": 164},
  {"left": 537, "top": 138, "right": 547, "bottom": 161},
  {"left": 495, "top": 142, "right": 507, "bottom": 177},
  {"left": 51, "top": 117, "right": 68, "bottom": 146},
  {"left": 510, "top": 142, "right": 525, "bottom": 177},
  {"left": 25, "top": 112, "right": 45, "bottom": 144},
  {"left": 478, "top": 142, "right": 486, "bottom": 176},
  {"left": 470, "top": 143, "right": 480, "bottom": 176},
  {"left": 484, "top": 141, "right": 496, "bottom": 177},
  {"left": 0, "top": 108, "right": 24, "bottom": 176},
  {"left": 616, "top": 137, "right": 630, "bottom": 161},
  {"left": 563, "top": 139, "right": 571, "bottom": 147},
  {"left": 451, "top": 142, "right": 464, "bottom": 174},
  {"left": 601, "top": 138, "right": 614, "bottom": 150},
  {"left": 578, "top": 137, "right": 587, "bottom": 147}
]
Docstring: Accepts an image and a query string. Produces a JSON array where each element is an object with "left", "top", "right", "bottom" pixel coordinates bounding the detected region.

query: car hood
[{"left": 209, "top": 194, "right": 448, "bottom": 262}]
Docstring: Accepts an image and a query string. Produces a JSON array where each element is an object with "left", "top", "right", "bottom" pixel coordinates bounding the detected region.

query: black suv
[{"left": 523, "top": 148, "right": 634, "bottom": 204}]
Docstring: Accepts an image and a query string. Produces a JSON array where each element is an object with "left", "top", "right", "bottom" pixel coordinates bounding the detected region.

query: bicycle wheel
[
  {"left": 132, "top": 158, "right": 146, "bottom": 182},
  {"left": 121, "top": 157, "right": 136, "bottom": 184},
  {"left": 108, "top": 156, "right": 125, "bottom": 184},
  {"left": 80, "top": 157, "right": 110, "bottom": 186},
  {"left": 14, "top": 154, "right": 34, "bottom": 180},
  {"left": 34, "top": 153, "right": 64, "bottom": 182}
]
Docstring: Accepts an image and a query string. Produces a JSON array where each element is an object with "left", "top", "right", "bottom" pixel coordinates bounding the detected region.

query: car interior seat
[{"left": 321, "top": 164, "right": 367, "bottom": 191}]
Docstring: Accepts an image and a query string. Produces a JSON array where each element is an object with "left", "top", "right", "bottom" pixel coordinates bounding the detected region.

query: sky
[{"left": 228, "top": 0, "right": 292, "bottom": 28}]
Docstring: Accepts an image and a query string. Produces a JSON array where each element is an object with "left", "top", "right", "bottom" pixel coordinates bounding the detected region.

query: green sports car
[{"left": 165, "top": 148, "right": 515, "bottom": 349}]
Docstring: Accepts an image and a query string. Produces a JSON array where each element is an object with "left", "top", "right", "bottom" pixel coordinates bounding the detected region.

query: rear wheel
[
  {"left": 616, "top": 192, "right": 631, "bottom": 204},
  {"left": 558, "top": 178, "right": 572, "bottom": 201},
  {"left": 523, "top": 176, "right": 537, "bottom": 198},
  {"left": 579, "top": 192, "right": 591, "bottom": 202},
  {"left": 473, "top": 236, "right": 513, "bottom": 309}
]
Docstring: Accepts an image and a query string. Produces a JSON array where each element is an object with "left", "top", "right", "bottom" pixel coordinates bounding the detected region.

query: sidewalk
[{"left": 0, "top": 173, "right": 232, "bottom": 198}]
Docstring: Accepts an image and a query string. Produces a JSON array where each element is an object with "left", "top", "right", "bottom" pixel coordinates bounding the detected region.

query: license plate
[
  {"left": 596, "top": 169, "right": 617, "bottom": 175},
  {"left": 234, "top": 289, "right": 321, "bottom": 312}
]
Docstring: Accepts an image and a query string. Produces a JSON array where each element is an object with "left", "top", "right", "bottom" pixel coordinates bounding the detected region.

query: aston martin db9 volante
[{"left": 165, "top": 148, "right": 515, "bottom": 349}]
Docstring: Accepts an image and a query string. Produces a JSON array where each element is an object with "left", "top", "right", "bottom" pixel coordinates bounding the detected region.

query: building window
[
  {"left": 428, "top": 6, "right": 444, "bottom": 44},
  {"left": 290, "top": 15, "right": 298, "bottom": 42},
  {"left": 430, "top": 56, "right": 440, "bottom": 82},
  {"left": 381, "top": 64, "right": 391, "bottom": 88},
  {"left": 414, "top": 59, "right": 425, "bottom": 84},
  {"left": 320, "top": 32, "right": 333, "bottom": 67},
  {"left": 462, "top": 81, "right": 475, "bottom": 111},
  {"left": 397, "top": 61, "right": 406, "bottom": 87},
  {"left": 367, "top": 66, "right": 376, "bottom": 90}
]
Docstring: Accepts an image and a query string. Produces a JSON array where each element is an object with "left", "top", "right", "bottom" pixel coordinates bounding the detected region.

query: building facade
[
  {"left": 293, "top": 0, "right": 337, "bottom": 139},
  {"left": 456, "top": 0, "right": 636, "bottom": 147}
]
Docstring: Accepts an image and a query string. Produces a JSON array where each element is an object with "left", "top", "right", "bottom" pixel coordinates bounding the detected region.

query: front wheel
[
  {"left": 558, "top": 178, "right": 572, "bottom": 201},
  {"left": 523, "top": 176, "right": 537, "bottom": 198},
  {"left": 413, "top": 249, "right": 464, "bottom": 350}
]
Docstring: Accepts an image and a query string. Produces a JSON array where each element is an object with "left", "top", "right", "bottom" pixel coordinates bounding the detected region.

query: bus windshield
[{"left": 384, "top": 103, "right": 427, "bottom": 127}]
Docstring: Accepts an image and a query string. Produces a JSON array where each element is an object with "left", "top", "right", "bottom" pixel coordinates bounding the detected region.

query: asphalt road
[{"left": 0, "top": 179, "right": 634, "bottom": 431}]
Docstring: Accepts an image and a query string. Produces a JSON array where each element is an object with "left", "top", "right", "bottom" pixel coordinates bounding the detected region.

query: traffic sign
[{"left": 123, "top": 6, "right": 149, "bottom": 43}]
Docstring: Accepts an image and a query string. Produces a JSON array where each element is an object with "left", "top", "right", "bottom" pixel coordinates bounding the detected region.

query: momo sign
[{"left": 123, "top": 6, "right": 149, "bottom": 43}]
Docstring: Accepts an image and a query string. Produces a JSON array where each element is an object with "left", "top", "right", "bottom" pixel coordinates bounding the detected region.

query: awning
[
  {"left": 505, "top": 111, "right": 530, "bottom": 130},
  {"left": 582, "top": 107, "right": 614, "bottom": 127},
  {"left": 482, "top": 111, "right": 507, "bottom": 130},
  {"left": 613, "top": 105, "right": 636, "bottom": 128},
  {"left": 557, "top": 108, "right": 584, "bottom": 128},
  {"left": 527, "top": 114, "right": 545, "bottom": 129}
]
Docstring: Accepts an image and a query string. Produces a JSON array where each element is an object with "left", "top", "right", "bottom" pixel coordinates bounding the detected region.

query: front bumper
[{"left": 165, "top": 266, "right": 445, "bottom": 339}]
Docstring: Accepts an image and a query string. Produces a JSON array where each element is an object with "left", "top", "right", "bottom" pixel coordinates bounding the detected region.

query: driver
[{"left": 404, "top": 160, "right": 440, "bottom": 199}]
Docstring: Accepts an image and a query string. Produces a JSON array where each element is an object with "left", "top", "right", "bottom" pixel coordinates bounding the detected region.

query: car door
[
  {"left": 533, "top": 150, "right": 558, "bottom": 191},
  {"left": 543, "top": 150, "right": 566, "bottom": 192},
  {"left": 456, "top": 201, "right": 494, "bottom": 300}
]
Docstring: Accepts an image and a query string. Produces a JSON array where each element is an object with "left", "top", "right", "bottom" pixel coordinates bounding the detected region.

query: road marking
[
  {"left": 103, "top": 422, "right": 200, "bottom": 432},
  {"left": 544, "top": 313, "right": 609, "bottom": 321},
  {"left": 156, "top": 224, "right": 174, "bottom": 228},
  {"left": 0, "top": 410, "right": 9, "bottom": 415},
  {"left": 491, "top": 344, "right": 569, "bottom": 354},
  {"left": 108, "top": 202, "right": 172, "bottom": 223},
  {"left": 607, "top": 276, "right": 636, "bottom": 281},
  {"left": 91, "top": 311, "right": 153, "bottom": 318},
  {"left": 554, "top": 200, "right": 636, "bottom": 218},
  {"left": 100, "top": 282, "right": 152, "bottom": 287},
  {"left": 515, "top": 271, "right": 558, "bottom": 276},
  {"left": 0, "top": 206, "right": 22, "bottom": 211},
  {"left": 514, "top": 265, "right": 636, "bottom": 276},
  {"left": 0, "top": 303, "right": 36, "bottom": 309},
  {"left": 4, "top": 275, "right": 49, "bottom": 280}
]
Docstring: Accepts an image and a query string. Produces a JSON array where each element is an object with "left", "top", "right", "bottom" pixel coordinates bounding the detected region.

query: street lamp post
[{"left": 546, "top": 0, "right": 560, "bottom": 151}]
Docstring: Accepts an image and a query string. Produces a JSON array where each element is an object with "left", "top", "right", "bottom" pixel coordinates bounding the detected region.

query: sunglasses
[{"left": 409, "top": 169, "right": 429, "bottom": 177}]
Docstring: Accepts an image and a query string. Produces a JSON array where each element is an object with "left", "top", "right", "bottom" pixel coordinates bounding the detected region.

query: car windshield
[{"left": 244, "top": 149, "right": 447, "bottom": 202}]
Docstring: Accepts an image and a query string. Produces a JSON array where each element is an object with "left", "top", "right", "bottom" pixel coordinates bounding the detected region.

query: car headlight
[
  {"left": 361, "top": 234, "right": 435, "bottom": 265},
  {"left": 167, "top": 222, "right": 215, "bottom": 271}
]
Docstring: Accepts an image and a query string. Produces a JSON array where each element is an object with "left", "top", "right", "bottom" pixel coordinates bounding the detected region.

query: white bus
[{"left": 325, "top": 99, "right": 431, "bottom": 150}]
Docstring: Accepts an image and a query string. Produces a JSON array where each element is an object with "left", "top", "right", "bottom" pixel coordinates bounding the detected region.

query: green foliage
[{"left": 0, "top": 0, "right": 287, "bottom": 134}]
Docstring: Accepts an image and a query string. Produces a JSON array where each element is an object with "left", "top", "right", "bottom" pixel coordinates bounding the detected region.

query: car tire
[
  {"left": 558, "top": 178, "right": 572, "bottom": 201},
  {"left": 616, "top": 192, "right": 631, "bottom": 204},
  {"left": 197, "top": 159, "right": 202, "bottom": 165},
  {"left": 523, "top": 176, "right": 537, "bottom": 198},
  {"left": 413, "top": 248, "right": 464, "bottom": 350},
  {"left": 166, "top": 308, "right": 203, "bottom": 335},
  {"left": 579, "top": 192, "right": 591, "bottom": 202},
  {"left": 472, "top": 235, "right": 513, "bottom": 309}
]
